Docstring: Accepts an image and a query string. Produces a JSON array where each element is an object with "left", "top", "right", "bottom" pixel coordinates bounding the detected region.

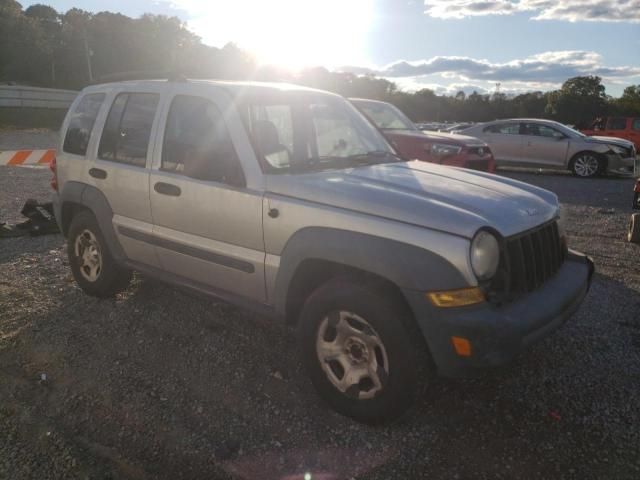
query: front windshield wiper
[
  {"left": 343, "top": 150, "right": 405, "bottom": 165},
  {"left": 288, "top": 151, "right": 405, "bottom": 174}
]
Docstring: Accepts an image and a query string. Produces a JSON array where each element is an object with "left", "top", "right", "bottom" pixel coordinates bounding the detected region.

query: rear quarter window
[{"left": 62, "top": 93, "right": 105, "bottom": 156}]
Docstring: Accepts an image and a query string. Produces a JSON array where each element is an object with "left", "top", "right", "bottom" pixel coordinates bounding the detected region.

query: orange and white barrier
[{"left": 0, "top": 149, "right": 55, "bottom": 167}]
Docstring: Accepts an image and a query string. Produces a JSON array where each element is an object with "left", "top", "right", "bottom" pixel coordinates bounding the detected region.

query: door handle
[
  {"left": 154, "top": 182, "right": 181, "bottom": 197},
  {"left": 89, "top": 168, "right": 107, "bottom": 179}
]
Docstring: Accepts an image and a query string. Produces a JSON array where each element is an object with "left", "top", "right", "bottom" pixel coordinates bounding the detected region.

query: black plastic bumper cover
[{"left": 405, "top": 250, "right": 594, "bottom": 378}]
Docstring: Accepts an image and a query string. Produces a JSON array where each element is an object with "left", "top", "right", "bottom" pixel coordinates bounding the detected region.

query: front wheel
[
  {"left": 297, "top": 277, "right": 431, "bottom": 423},
  {"left": 570, "top": 152, "right": 604, "bottom": 178}
]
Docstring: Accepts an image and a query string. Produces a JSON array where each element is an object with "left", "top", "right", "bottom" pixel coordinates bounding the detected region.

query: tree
[
  {"left": 0, "top": 2, "right": 638, "bottom": 124},
  {"left": 546, "top": 76, "right": 608, "bottom": 124},
  {"left": 614, "top": 85, "right": 640, "bottom": 115}
]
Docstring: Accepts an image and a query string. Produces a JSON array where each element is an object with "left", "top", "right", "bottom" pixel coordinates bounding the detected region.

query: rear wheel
[
  {"left": 570, "top": 152, "right": 604, "bottom": 178},
  {"left": 297, "top": 277, "right": 431, "bottom": 423},
  {"left": 67, "top": 211, "right": 132, "bottom": 297},
  {"left": 629, "top": 213, "right": 640, "bottom": 244}
]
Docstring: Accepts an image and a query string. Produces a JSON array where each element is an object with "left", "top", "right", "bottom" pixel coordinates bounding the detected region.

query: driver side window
[{"left": 162, "top": 95, "right": 244, "bottom": 186}]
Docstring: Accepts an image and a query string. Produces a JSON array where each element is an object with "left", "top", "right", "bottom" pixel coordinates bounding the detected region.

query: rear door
[
  {"left": 148, "top": 86, "right": 266, "bottom": 302},
  {"left": 481, "top": 122, "right": 523, "bottom": 163},
  {"left": 90, "top": 86, "right": 164, "bottom": 267},
  {"left": 519, "top": 122, "right": 570, "bottom": 167}
]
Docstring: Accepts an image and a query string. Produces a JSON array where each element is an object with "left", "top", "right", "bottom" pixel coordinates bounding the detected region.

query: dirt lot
[{"left": 1, "top": 166, "right": 639, "bottom": 480}]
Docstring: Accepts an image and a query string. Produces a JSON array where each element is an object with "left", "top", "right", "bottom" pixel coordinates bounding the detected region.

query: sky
[{"left": 24, "top": 0, "right": 640, "bottom": 96}]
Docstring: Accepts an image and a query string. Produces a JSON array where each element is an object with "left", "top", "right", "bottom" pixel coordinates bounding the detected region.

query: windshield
[
  {"left": 241, "top": 94, "right": 399, "bottom": 173},
  {"left": 353, "top": 100, "right": 417, "bottom": 131}
]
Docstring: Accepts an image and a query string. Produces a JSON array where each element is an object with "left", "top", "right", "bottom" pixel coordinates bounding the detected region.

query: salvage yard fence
[
  {"left": 0, "top": 85, "right": 77, "bottom": 109},
  {"left": 0, "top": 85, "right": 77, "bottom": 128}
]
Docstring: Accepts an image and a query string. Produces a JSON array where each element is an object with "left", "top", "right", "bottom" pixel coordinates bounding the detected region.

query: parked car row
[
  {"left": 53, "top": 79, "right": 594, "bottom": 423},
  {"left": 344, "top": 99, "right": 637, "bottom": 179},
  {"left": 350, "top": 98, "right": 495, "bottom": 173}
]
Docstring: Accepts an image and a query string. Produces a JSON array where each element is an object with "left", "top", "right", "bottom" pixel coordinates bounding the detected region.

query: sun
[{"left": 183, "top": 0, "right": 375, "bottom": 69}]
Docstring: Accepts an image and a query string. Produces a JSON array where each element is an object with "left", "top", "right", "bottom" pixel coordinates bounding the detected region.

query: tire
[
  {"left": 629, "top": 213, "right": 640, "bottom": 244},
  {"left": 67, "top": 210, "right": 132, "bottom": 297},
  {"left": 570, "top": 152, "right": 605, "bottom": 178},
  {"left": 297, "top": 277, "right": 432, "bottom": 424}
]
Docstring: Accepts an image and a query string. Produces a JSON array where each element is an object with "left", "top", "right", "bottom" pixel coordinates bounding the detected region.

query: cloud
[
  {"left": 423, "top": 0, "right": 640, "bottom": 22},
  {"left": 371, "top": 50, "right": 640, "bottom": 84}
]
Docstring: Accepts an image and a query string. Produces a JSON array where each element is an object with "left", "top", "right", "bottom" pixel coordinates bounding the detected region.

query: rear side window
[
  {"left": 162, "top": 95, "right": 243, "bottom": 185},
  {"left": 521, "top": 123, "right": 564, "bottom": 138},
  {"left": 484, "top": 123, "right": 519, "bottom": 134},
  {"left": 98, "top": 93, "right": 159, "bottom": 167},
  {"left": 632, "top": 119, "right": 640, "bottom": 130},
  {"left": 608, "top": 118, "right": 627, "bottom": 130},
  {"left": 62, "top": 93, "right": 105, "bottom": 156}
]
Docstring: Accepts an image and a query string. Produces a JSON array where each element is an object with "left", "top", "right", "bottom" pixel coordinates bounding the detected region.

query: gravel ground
[
  {"left": 0, "top": 129, "right": 58, "bottom": 150},
  {"left": 0, "top": 165, "right": 639, "bottom": 480}
]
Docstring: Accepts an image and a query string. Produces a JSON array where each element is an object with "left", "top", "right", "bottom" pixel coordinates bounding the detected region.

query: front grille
[{"left": 488, "top": 221, "right": 566, "bottom": 303}]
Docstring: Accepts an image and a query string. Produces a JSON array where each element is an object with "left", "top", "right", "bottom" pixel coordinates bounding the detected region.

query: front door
[
  {"left": 519, "top": 122, "right": 570, "bottom": 167},
  {"left": 149, "top": 90, "right": 266, "bottom": 302}
]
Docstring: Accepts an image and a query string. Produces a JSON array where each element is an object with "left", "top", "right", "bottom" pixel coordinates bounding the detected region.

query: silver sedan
[{"left": 460, "top": 119, "right": 637, "bottom": 177}]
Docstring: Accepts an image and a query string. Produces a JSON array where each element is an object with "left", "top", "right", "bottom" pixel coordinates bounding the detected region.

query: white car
[{"left": 460, "top": 119, "right": 637, "bottom": 177}]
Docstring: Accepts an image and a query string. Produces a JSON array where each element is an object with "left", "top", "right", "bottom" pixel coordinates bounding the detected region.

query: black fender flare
[
  {"left": 272, "top": 227, "right": 468, "bottom": 316},
  {"left": 59, "top": 182, "right": 127, "bottom": 263}
]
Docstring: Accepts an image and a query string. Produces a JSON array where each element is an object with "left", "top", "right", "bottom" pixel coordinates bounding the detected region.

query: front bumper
[
  {"left": 606, "top": 154, "right": 637, "bottom": 177},
  {"left": 404, "top": 250, "right": 594, "bottom": 378}
]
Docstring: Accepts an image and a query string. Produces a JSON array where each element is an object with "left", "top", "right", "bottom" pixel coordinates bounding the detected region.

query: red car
[
  {"left": 350, "top": 98, "right": 495, "bottom": 172},
  {"left": 581, "top": 117, "right": 640, "bottom": 150}
]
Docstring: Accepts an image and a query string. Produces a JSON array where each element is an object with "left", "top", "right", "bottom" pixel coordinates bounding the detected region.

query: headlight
[
  {"left": 609, "top": 145, "right": 627, "bottom": 156},
  {"left": 470, "top": 230, "right": 500, "bottom": 281},
  {"left": 430, "top": 143, "right": 462, "bottom": 156}
]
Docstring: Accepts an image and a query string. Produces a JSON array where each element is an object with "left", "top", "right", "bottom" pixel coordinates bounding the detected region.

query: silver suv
[{"left": 52, "top": 80, "right": 594, "bottom": 423}]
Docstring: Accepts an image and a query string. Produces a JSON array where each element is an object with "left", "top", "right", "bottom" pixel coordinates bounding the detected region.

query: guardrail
[{"left": 0, "top": 85, "right": 77, "bottom": 109}]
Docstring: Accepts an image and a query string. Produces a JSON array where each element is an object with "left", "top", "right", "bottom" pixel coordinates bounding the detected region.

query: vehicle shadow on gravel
[{"left": 3, "top": 257, "right": 640, "bottom": 479}]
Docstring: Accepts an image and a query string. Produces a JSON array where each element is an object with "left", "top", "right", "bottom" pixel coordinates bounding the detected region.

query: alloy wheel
[{"left": 573, "top": 154, "right": 600, "bottom": 177}]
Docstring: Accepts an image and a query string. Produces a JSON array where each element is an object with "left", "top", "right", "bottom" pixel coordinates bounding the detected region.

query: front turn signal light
[{"left": 426, "top": 287, "right": 485, "bottom": 308}]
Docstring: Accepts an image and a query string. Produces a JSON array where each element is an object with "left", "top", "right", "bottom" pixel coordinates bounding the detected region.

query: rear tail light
[
  {"left": 50, "top": 155, "right": 58, "bottom": 191},
  {"left": 634, "top": 180, "right": 640, "bottom": 193}
]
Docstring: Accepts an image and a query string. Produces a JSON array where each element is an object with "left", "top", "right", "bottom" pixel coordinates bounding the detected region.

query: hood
[
  {"left": 385, "top": 129, "right": 486, "bottom": 147},
  {"left": 586, "top": 135, "right": 635, "bottom": 149},
  {"left": 266, "top": 161, "right": 558, "bottom": 239}
]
